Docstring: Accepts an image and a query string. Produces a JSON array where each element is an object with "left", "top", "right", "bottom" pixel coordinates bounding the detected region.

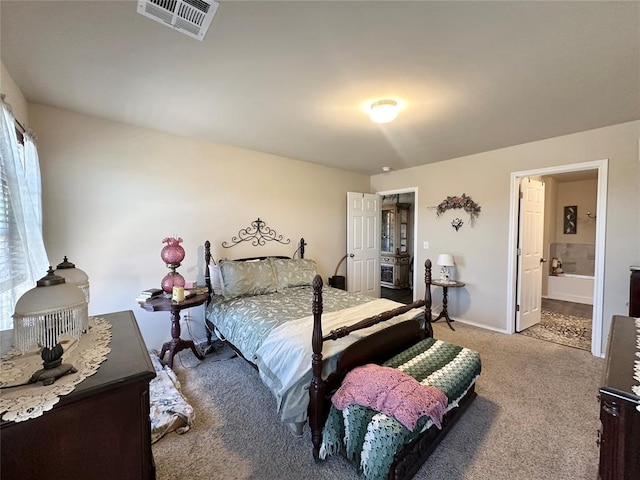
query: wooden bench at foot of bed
[
  {"left": 378, "top": 335, "right": 481, "bottom": 480},
  {"left": 321, "top": 335, "right": 480, "bottom": 480},
  {"left": 391, "top": 386, "right": 477, "bottom": 480}
]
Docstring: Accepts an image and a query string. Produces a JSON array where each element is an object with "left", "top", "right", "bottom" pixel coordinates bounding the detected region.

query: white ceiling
[
  {"left": 544, "top": 169, "right": 598, "bottom": 184},
  {"left": 2, "top": 1, "right": 639, "bottom": 175}
]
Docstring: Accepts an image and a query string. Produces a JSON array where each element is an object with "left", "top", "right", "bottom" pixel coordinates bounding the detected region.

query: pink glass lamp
[{"left": 160, "top": 237, "right": 186, "bottom": 293}]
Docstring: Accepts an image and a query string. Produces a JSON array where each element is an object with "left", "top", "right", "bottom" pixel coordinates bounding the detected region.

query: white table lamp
[
  {"left": 13, "top": 267, "right": 88, "bottom": 385},
  {"left": 54, "top": 256, "right": 90, "bottom": 331},
  {"left": 436, "top": 254, "right": 455, "bottom": 283}
]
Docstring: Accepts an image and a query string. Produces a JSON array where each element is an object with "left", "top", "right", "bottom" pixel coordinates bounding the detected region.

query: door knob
[
  {"left": 348, "top": 253, "right": 355, "bottom": 258},
  {"left": 540, "top": 258, "right": 547, "bottom": 263}
]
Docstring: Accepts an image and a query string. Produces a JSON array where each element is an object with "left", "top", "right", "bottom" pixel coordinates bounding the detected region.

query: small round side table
[
  {"left": 431, "top": 280, "right": 465, "bottom": 331},
  {"left": 138, "top": 292, "right": 207, "bottom": 369}
]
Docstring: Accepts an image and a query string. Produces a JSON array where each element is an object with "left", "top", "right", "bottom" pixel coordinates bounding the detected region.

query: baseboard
[
  {"left": 444, "top": 317, "right": 509, "bottom": 334},
  {"left": 546, "top": 293, "right": 593, "bottom": 305}
]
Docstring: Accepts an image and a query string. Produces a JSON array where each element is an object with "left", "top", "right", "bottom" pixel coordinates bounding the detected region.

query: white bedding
[{"left": 253, "top": 298, "right": 424, "bottom": 434}]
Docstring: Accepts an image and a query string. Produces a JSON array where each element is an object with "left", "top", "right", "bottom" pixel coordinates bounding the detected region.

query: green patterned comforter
[
  {"left": 320, "top": 338, "right": 481, "bottom": 480},
  {"left": 205, "top": 286, "right": 372, "bottom": 362}
]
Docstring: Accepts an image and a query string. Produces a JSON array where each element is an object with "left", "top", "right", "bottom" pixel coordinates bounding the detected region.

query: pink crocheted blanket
[{"left": 331, "top": 363, "right": 448, "bottom": 431}]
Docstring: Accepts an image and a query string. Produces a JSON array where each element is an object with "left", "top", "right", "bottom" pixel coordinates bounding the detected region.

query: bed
[{"left": 203, "top": 220, "right": 479, "bottom": 480}]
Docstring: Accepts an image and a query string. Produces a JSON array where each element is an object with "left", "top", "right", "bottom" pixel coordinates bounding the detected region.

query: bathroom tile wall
[{"left": 550, "top": 243, "right": 595, "bottom": 276}]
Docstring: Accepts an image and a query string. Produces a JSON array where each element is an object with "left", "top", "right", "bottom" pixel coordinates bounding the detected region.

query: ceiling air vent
[{"left": 137, "top": 0, "right": 219, "bottom": 41}]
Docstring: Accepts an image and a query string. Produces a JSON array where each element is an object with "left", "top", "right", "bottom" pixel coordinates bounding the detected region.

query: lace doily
[
  {"left": 0, "top": 316, "right": 112, "bottom": 422},
  {"left": 633, "top": 317, "right": 640, "bottom": 397}
]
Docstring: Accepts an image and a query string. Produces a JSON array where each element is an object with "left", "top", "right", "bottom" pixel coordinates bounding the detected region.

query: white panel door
[
  {"left": 516, "top": 178, "right": 545, "bottom": 331},
  {"left": 346, "top": 192, "right": 380, "bottom": 297}
]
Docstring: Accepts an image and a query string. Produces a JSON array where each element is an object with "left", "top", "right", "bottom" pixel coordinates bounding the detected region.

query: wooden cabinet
[
  {"left": 1, "top": 310, "right": 156, "bottom": 480},
  {"left": 381, "top": 203, "right": 411, "bottom": 256},
  {"left": 381, "top": 203, "right": 411, "bottom": 289},
  {"left": 381, "top": 254, "right": 410, "bottom": 289},
  {"left": 598, "top": 315, "right": 640, "bottom": 480},
  {"left": 630, "top": 266, "right": 640, "bottom": 317}
]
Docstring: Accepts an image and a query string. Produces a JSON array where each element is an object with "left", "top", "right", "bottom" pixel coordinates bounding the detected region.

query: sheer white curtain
[{"left": 0, "top": 98, "right": 49, "bottom": 331}]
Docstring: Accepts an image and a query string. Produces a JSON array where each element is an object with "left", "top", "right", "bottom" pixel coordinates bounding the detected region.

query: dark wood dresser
[
  {"left": 598, "top": 315, "right": 640, "bottom": 480},
  {"left": 630, "top": 266, "right": 640, "bottom": 317},
  {"left": 1, "top": 310, "right": 156, "bottom": 480}
]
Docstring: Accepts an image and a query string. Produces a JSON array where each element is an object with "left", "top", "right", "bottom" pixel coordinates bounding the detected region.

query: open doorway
[
  {"left": 518, "top": 172, "right": 598, "bottom": 351},
  {"left": 377, "top": 188, "right": 418, "bottom": 304},
  {"left": 507, "top": 160, "right": 608, "bottom": 357}
]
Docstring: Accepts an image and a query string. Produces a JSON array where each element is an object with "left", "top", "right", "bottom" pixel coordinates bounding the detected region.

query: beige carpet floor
[{"left": 152, "top": 321, "right": 604, "bottom": 480}]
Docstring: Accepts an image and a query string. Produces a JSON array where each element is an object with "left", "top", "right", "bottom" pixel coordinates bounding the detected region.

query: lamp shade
[
  {"left": 369, "top": 99, "right": 399, "bottom": 124},
  {"left": 54, "top": 256, "right": 90, "bottom": 304},
  {"left": 436, "top": 254, "right": 455, "bottom": 267},
  {"left": 13, "top": 268, "right": 88, "bottom": 352}
]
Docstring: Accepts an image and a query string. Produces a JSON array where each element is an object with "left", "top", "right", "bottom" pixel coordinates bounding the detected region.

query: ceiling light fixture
[
  {"left": 382, "top": 166, "right": 392, "bottom": 172},
  {"left": 369, "top": 99, "right": 399, "bottom": 124}
]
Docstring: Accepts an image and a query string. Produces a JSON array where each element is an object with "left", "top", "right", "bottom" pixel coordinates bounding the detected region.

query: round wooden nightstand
[
  {"left": 138, "top": 292, "right": 207, "bottom": 368},
  {"left": 431, "top": 280, "right": 465, "bottom": 331}
]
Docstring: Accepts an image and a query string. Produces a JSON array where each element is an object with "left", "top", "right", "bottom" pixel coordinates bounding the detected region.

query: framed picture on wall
[{"left": 564, "top": 205, "right": 577, "bottom": 234}]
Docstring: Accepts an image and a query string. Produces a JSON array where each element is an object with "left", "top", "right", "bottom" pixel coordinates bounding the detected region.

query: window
[
  {"left": 0, "top": 142, "right": 28, "bottom": 308},
  {"left": 0, "top": 101, "right": 48, "bottom": 331}
]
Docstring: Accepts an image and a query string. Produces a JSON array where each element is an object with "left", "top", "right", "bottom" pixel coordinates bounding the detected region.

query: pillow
[
  {"left": 209, "top": 262, "right": 223, "bottom": 295},
  {"left": 270, "top": 258, "right": 318, "bottom": 291},
  {"left": 218, "top": 259, "right": 278, "bottom": 299}
]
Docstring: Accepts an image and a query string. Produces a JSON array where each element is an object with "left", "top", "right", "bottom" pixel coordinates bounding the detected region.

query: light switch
[{"left": 423, "top": 241, "right": 429, "bottom": 249}]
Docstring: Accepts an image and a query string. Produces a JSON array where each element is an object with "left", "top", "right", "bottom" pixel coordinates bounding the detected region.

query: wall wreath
[{"left": 436, "top": 193, "right": 481, "bottom": 225}]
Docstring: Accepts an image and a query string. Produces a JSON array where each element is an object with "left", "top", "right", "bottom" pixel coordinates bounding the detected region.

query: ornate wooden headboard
[{"left": 203, "top": 218, "right": 306, "bottom": 300}]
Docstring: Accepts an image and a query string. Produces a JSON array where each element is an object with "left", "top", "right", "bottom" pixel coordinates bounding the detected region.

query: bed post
[
  {"left": 204, "top": 240, "right": 212, "bottom": 302},
  {"left": 310, "top": 274, "right": 325, "bottom": 461},
  {"left": 424, "top": 259, "right": 433, "bottom": 338},
  {"left": 299, "top": 237, "right": 307, "bottom": 259},
  {"left": 204, "top": 240, "right": 214, "bottom": 346}
]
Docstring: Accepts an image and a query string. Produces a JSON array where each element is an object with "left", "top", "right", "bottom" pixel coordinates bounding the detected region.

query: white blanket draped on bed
[{"left": 254, "top": 298, "right": 424, "bottom": 435}]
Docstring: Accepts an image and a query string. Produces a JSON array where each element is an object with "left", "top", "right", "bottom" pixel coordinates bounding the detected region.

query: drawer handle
[{"left": 602, "top": 400, "right": 619, "bottom": 417}]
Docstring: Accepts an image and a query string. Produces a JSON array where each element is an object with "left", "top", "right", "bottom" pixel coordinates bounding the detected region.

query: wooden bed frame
[
  {"left": 203, "top": 224, "right": 477, "bottom": 480},
  {"left": 308, "top": 258, "right": 477, "bottom": 480}
]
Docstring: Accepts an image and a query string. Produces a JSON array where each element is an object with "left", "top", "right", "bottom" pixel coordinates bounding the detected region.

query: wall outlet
[{"left": 423, "top": 241, "right": 429, "bottom": 249}]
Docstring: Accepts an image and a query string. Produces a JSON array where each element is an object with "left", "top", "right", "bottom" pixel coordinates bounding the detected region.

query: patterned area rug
[
  {"left": 519, "top": 310, "right": 592, "bottom": 351},
  {"left": 148, "top": 351, "right": 194, "bottom": 443}
]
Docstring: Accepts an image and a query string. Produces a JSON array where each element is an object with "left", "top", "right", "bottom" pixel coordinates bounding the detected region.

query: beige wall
[
  {"left": 371, "top": 120, "right": 640, "bottom": 354},
  {"left": 1, "top": 61, "right": 28, "bottom": 126},
  {"left": 555, "top": 179, "right": 598, "bottom": 244},
  {"left": 542, "top": 177, "right": 559, "bottom": 296},
  {"left": 28, "top": 104, "right": 369, "bottom": 348}
]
